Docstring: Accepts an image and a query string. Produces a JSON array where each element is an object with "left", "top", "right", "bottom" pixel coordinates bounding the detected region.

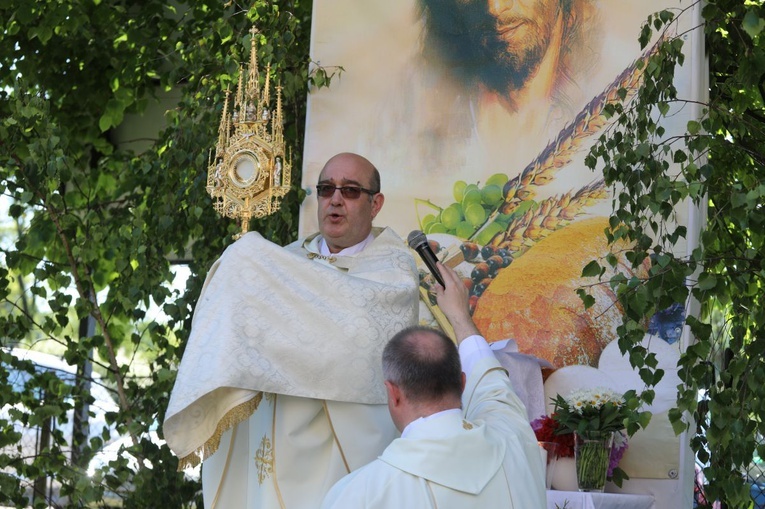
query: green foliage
[
  {"left": 583, "top": 1, "right": 765, "bottom": 506},
  {"left": 0, "top": 0, "right": 312, "bottom": 506}
]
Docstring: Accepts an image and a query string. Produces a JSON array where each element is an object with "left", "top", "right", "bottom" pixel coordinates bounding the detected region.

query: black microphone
[{"left": 407, "top": 230, "right": 445, "bottom": 287}]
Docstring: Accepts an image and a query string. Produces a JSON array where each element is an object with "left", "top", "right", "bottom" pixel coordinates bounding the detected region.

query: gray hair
[{"left": 382, "top": 326, "right": 462, "bottom": 403}]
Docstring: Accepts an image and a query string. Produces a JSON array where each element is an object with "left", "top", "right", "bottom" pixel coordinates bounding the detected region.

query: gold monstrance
[{"left": 206, "top": 27, "right": 292, "bottom": 237}]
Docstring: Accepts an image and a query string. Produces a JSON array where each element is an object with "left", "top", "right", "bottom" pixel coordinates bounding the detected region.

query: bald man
[
  {"left": 322, "top": 262, "right": 547, "bottom": 508},
  {"left": 165, "top": 153, "right": 419, "bottom": 508},
  {"left": 315, "top": 152, "right": 385, "bottom": 252}
]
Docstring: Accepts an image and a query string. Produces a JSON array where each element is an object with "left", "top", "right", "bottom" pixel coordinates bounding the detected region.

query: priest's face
[{"left": 317, "top": 153, "right": 384, "bottom": 253}]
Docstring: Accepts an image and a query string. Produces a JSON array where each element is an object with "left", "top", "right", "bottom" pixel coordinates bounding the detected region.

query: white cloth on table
[{"left": 547, "top": 490, "right": 655, "bottom": 509}]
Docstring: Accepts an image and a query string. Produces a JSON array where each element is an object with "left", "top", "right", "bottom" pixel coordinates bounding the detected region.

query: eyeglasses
[{"left": 315, "top": 184, "right": 377, "bottom": 199}]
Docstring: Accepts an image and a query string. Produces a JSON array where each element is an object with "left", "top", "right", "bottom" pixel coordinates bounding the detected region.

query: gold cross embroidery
[{"left": 254, "top": 435, "right": 274, "bottom": 485}]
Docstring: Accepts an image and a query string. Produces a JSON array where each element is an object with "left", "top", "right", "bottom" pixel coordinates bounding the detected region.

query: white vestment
[
  {"left": 321, "top": 337, "right": 548, "bottom": 509},
  {"left": 164, "top": 227, "right": 419, "bottom": 508}
]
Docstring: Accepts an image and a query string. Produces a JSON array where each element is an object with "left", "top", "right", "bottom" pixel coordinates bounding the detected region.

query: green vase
[{"left": 574, "top": 431, "right": 614, "bottom": 492}]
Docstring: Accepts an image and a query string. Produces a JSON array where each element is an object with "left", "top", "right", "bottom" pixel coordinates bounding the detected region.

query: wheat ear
[{"left": 489, "top": 179, "right": 608, "bottom": 255}]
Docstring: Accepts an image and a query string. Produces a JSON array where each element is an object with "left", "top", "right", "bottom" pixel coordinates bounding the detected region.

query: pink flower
[{"left": 608, "top": 431, "right": 629, "bottom": 477}]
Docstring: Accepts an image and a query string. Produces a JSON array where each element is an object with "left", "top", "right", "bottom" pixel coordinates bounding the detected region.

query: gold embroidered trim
[
  {"left": 462, "top": 420, "right": 474, "bottom": 430},
  {"left": 209, "top": 425, "right": 238, "bottom": 509},
  {"left": 323, "top": 400, "right": 351, "bottom": 474},
  {"left": 306, "top": 252, "right": 337, "bottom": 263},
  {"left": 463, "top": 367, "right": 508, "bottom": 411},
  {"left": 176, "top": 391, "right": 264, "bottom": 470},
  {"left": 255, "top": 435, "right": 274, "bottom": 485},
  {"left": 271, "top": 395, "right": 288, "bottom": 509}
]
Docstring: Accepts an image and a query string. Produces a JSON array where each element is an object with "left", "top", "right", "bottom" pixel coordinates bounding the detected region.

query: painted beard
[
  {"left": 475, "top": 17, "right": 549, "bottom": 95},
  {"left": 422, "top": 1, "right": 561, "bottom": 98}
]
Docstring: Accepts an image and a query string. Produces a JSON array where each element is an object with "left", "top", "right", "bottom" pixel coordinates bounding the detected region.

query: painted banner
[{"left": 301, "top": 1, "right": 704, "bottom": 504}]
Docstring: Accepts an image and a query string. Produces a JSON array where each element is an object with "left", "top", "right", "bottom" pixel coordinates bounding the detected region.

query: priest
[
  {"left": 164, "top": 152, "right": 420, "bottom": 508},
  {"left": 322, "top": 261, "right": 547, "bottom": 508}
]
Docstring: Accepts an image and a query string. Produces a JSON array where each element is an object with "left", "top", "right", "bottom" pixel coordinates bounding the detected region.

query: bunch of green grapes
[{"left": 421, "top": 173, "right": 512, "bottom": 245}]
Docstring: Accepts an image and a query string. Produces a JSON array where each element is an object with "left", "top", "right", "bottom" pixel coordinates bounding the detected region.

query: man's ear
[
  {"left": 385, "top": 380, "right": 401, "bottom": 406},
  {"left": 461, "top": 372, "right": 466, "bottom": 393},
  {"left": 371, "top": 192, "right": 384, "bottom": 219}
]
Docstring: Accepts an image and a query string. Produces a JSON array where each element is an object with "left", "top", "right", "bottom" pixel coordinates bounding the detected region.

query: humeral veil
[{"left": 164, "top": 227, "right": 419, "bottom": 468}]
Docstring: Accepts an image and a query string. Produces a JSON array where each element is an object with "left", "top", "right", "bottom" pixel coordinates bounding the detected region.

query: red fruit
[
  {"left": 471, "top": 262, "right": 490, "bottom": 281},
  {"left": 460, "top": 242, "right": 481, "bottom": 261}
]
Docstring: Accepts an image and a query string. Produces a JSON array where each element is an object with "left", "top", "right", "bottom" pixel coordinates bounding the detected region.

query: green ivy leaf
[{"left": 742, "top": 10, "right": 765, "bottom": 39}]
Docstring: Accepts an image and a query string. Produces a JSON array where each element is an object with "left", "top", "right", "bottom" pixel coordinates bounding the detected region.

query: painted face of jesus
[{"left": 479, "top": 0, "right": 563, "bottom": 92}]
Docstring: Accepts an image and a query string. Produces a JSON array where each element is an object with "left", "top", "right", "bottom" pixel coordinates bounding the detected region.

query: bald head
[{"left": 319, "top": 153, "right": 381, "bottom": 193}]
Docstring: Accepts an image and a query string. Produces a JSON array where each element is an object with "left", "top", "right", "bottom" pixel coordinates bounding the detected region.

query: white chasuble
[
  {"left": 164, "top": 227, "right": 419, "bottom": 508},
  {"left": 202, "top": 396, "right": 398, "bottom": 508},
  {"left": 321, "top": 355, "right": 548, "bottom": 509}
]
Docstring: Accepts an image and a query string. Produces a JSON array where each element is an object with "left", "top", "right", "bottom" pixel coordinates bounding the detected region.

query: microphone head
[{"left": 407, "top": 230, "right": 428, "bottom": 249}]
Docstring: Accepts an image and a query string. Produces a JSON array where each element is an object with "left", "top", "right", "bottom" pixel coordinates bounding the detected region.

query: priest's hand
[{"left": 433, "top": 262, "right": 481, "bottom": 344}]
